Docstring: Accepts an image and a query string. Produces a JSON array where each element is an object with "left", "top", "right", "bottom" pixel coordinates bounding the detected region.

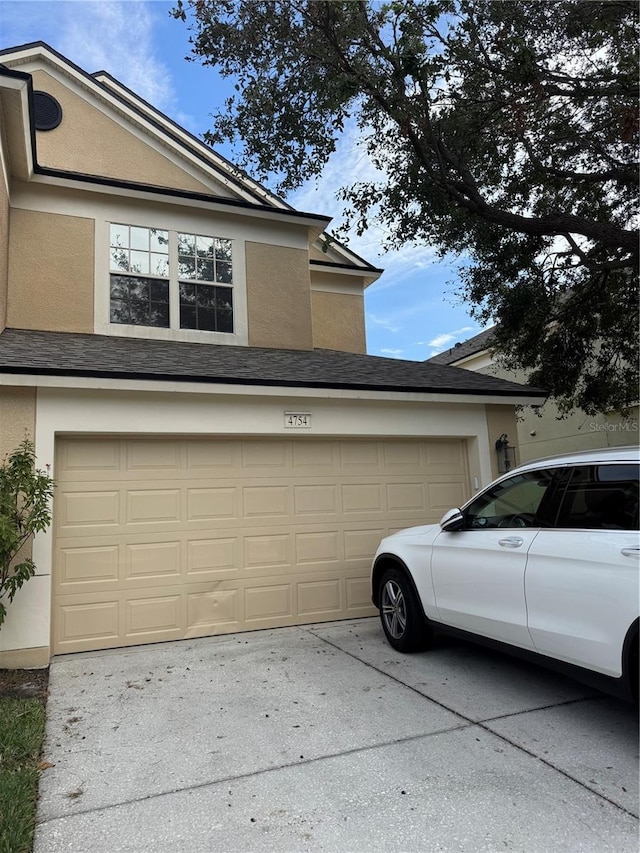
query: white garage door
[{"left": 52, "top": 437, "right": 469, "bottom": 654}]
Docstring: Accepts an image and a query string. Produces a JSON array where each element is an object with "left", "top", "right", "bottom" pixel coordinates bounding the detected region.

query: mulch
[{"left": 0, "top": 668, "right": 49, "bottom": 701}]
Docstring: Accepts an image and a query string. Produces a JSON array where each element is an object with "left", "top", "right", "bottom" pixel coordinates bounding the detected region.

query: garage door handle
[
  {"left": 499, "top": 537, "right": 524, "bottom": 548},
  {"left": 621, "top": 548, "right": 640, "bottom": 557}
]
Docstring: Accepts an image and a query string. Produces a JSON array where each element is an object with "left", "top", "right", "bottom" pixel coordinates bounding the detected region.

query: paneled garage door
[{"left": 52, "top": 437, "right": 469, "bottom": 654}]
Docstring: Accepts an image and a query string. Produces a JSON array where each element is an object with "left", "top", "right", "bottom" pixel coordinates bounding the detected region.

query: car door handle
[
  {"left": 498, "top": 537, "right": 524, "bottom": 548},
  {"left": 621, "top": 548, "right": 640, "bottom": 557}
]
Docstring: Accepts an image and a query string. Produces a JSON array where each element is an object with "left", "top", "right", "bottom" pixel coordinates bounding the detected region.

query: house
[
  {"left": 0, "top": 42, "right": 546, "bottom": 668},
  {"left": 428, "top": 328, "right": 639, "bottom": 463}
]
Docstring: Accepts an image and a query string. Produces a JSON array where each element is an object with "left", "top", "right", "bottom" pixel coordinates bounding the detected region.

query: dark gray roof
[
  {"left": 427, "top": 327, "right": 495, "bottom": 366},
  {"left": 0, "top": 328, "right": 546, "bottom": 398}
]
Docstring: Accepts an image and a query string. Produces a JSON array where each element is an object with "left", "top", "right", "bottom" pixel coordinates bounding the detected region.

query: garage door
[{"left": 52, "top": 437, "right": 469, "bottom": 654}]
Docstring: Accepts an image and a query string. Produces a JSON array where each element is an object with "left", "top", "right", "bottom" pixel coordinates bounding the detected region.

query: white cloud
[
  {"left": 59, "top": 2, "right": 175, "bottom": 111},
  {"left": 367, "top": 313, "right": 400, "bottom": 333},
  {"left": 426, "top": 326, "right": 476, "bottom": 352},
  {"left": 287, "top": 121, "right": 449, "bottom": 285},
  {"left": 0, "top": 1, "right": 176, "bottom": 114},
  {"left": 379, "top": 348, "right": 404, "bottom": 357}
]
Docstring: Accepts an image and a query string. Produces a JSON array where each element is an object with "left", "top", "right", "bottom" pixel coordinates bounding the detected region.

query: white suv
[{"left": 371, "top": 447, "right": 639, "bottom": 701}]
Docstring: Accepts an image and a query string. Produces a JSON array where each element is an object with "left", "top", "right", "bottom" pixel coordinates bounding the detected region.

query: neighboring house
[
  {"left": 0, "top": 43, "right": 545, "bottom": 668},
  {"left": 428, "top": 328, "right": 639, "bottom": 464}
]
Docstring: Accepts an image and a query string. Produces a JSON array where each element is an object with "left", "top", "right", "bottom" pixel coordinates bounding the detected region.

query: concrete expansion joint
[
  {"left": 307, "top": 629, "right": 639, "bottom": 821},
  {"left": 36, "top": 723, "right": 473, "bottom": 827}
]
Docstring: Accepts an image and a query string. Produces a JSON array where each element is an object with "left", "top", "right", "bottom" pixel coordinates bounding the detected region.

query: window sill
[{"left": 94, "top": 322, "right": 247, "bottom": 347}]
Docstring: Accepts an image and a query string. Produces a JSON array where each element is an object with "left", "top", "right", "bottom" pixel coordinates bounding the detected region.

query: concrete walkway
[{"left": 35, "top": 618, "right": 639, "bottom": 852}]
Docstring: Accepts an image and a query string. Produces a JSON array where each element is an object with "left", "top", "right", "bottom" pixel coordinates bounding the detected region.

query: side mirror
[{"left": 440, "top": 508, "right": 465, "bottom": 532}]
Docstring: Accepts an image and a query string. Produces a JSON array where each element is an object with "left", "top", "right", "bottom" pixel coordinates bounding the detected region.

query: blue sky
[{"left": 0, "top": 0, "right": 486, "bottom": 360}]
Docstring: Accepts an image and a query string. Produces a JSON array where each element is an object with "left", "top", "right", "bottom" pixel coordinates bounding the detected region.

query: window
[
  {"left": 465, "top": 470, "right": 555, "bottom": 529},
  {"left": 109, "top": 225, "right": 169, "bottom": 328},
  {"left": 108, "top": 224, "right": 233, "bottom": 333},
  {"left": 177, "top": 233, "right": 233, "bottom": 333},
  {"left": 555, "top": 464, "right": 639, "bottom": 530}
]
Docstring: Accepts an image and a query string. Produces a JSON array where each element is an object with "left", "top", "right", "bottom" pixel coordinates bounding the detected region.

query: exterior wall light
[{"left": 495, "top": 433, "right": 517, "bottom": 473}]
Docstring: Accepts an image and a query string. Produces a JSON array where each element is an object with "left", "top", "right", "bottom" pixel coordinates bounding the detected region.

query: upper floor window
[{"left": 108, "top": 224, "right": 234, "bottom": 333}]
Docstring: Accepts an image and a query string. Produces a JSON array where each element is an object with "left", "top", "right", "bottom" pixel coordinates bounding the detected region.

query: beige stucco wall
[
  {"left": 485, "top": 404, "right": 519, "bottom": 480},
  {"left": 31, "top": 70, "right": 212, "bottom": 194},
  {"left": 0, "top": 385, "right": 36, "bottom": 458},
  {"left": 311, "top": 290, "right": 366, "bottom": 353},
  {"left": 7, "top": 209, "right": 94, "bottom": 332},
  {"left": 0, "top": 144, "right": 8, "bottom": 332},
  {"left": 478, "top": 363, "right": 639, "bottom": 463},
  {"left": 245, "top": 242, "right": 313, "bottom": 350}
]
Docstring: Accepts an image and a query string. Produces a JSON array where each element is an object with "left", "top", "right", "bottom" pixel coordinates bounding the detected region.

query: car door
[
  {"left": 525, "top": 462, "right": 640, "bottom": 677},
  {"left": 430, "top": 468, "right": 557, "bottom": 648}
]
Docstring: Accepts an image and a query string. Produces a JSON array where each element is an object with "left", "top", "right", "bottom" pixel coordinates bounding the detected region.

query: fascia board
[
  {"left": 28, "top": 170, "right": 332, "bottom": 231},
  {"left": 451, "top": 349, "right": 493, "bottom": 367},
  {"left": 314, "top": 233, "right": 384, "bottom": 277},
  {"left": 0, "top": 68, "right": 35, "bottom": 180},
  {"left": 310, "top": 259, "right": 383, "bottom": 284},
  {"left": 0, "top": 372, "right": 546, "bottom": 407}
]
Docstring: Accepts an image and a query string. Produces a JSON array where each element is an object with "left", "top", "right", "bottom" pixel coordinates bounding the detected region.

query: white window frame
[{"left": 95, "top": 217, "right": 248, "bottom": 346}]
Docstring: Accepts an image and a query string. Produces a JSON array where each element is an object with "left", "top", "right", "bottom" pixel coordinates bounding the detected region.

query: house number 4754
[{"left": 284, "top": 412, "right": 312, "bottom": 428}]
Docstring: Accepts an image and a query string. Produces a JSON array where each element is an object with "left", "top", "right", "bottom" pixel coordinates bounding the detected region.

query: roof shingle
[{"left": 0, "top": 328, "right": 546, "bottom": 399}]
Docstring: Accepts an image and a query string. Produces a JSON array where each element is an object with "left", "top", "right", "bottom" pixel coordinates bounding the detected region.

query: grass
[{"left": 0, "top": 697, "right": 46, "bottom": 853}]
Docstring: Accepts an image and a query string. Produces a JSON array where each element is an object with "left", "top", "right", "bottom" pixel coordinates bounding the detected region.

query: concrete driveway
[{"left": 35, "top": 618, "right": 639, "bottom": 852}]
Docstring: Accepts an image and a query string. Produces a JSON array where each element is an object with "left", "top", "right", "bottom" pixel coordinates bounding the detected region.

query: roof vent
[{"left": 33, "top": 91, "right": 63, "bottom": 131}]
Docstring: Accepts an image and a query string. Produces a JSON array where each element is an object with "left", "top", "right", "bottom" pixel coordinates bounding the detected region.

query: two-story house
[{"left": 0, "top": 42, "right": 545, "bottom": 668}]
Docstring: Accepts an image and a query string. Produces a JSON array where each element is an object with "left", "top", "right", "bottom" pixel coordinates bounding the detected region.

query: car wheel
[{"left": 379, "top": 567, "right": 431, "bottom": 653}]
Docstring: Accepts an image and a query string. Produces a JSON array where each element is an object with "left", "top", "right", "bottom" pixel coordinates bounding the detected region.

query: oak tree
[{"left": 173, "top": 0, "right": 639, "bottom": 413}]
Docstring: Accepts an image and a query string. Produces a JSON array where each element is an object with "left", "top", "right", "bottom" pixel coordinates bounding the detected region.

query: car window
[
  {"left": 465, "top": 469, "right": 555, "bottom": 529},
  {"left": 555, "top": 463, "right": 639, "bottom": 530}
]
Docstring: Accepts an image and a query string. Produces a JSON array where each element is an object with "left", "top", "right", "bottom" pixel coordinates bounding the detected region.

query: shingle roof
[
  {"left": 0, "top": 329, "right": 546, "bottom": 399},
  {"left": 427, "top": 327, "right": 495, "bottom": 366}
]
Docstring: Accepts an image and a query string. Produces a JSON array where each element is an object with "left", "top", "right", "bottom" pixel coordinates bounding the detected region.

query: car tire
[
  {"left": 379, "top": 567, "right": 431, "bottom": 653},
  {"left": 629, "top": 635, "right": 638, "bottom": 706}
]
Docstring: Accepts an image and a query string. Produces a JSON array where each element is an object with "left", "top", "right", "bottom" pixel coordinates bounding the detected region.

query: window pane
[
  {"left": 110, "top": 247, "right": 129, "bottom": 272},
  {"left": 110, "top": 275, "right": 169, "bottom": 328},
  {"left": 149, "top": 302, "right": 170, "bottom": 328},
  {"left": 215, "top": 239, "right": 232, "bottom": 261},
  {"left": 466, "top": 470, "right": 554, "bottom": 528},
  {"left": 178, "top": 233, "right": 196, "bottom": 254},
  {"left": 127, "top": 279, "right": 149, "bottom": 300},
  {"left": 150, "top": 253, "right": 169, "bottom": 277},
  {"left": 110, "top": 223, "right": 128, "bottom": 248},
  {"left": 150, "top": 229, "right": 169, "bottom": 253},
  {"left": 197, "top": 307, "right": 218, "bottom": 331},
  {"left": 180, "top": 305, "right": 197, "bottom": 329},
  {"left": 110, "top": 299, "right": 129, "bottom": 324},
  {"left": 150, "top": 279, "right": 169, "bottom": 301},
  {"left": 196, "top": 235, "right": 214, "bottom": 255},
  {"left": 217, "top": 307, "right": 233, "bottom": 333},
  {"left": 196, "top": 285, "right": 216, "bottom": 307},
  {"left": 556, "top": 465, "right": 639, "bottom": 530},
  {"left": 198, "top": 259, "right": 214, "bottom": 282},
  {"left": 179, "top": 283, "right": 197, "bottom": 305},
  {"left": 130, "top": 227, "right": 149, "bottom": 251},
  {"left": 179, "top": 255, "right": 196, "bottom": 279},
  {"left": 129, "top": 251, "right": 150, "bottom": 275},
  {"left": 110, "top": 278, "right": 129, "bottom": 299},
  {"left": 215, "top": 261, "right": 232, "bottom": 284},
  {"left": 215, "top": 287, "right": 233, "bottom": 312}
]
